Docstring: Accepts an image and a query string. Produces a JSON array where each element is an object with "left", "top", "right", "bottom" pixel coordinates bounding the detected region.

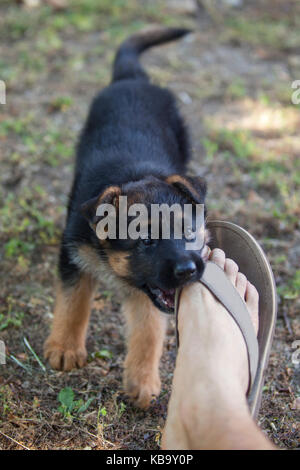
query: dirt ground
[{"left": 0, "top": 0, "right": 299, "bottom": 450}]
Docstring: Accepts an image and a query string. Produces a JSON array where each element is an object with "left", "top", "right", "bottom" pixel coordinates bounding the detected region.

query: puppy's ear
[
  {"left": 80, "top": 186, "right": 121, "bottom": 225},
  {"left": 165, "top": 175, "right": 206, "bottom": 204}
]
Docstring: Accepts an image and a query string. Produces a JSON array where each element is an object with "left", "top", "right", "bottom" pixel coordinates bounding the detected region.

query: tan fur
[
  {"left": 44, "top": 273, "right": 95, "bottom": 371},
  {"left": 71, "top": 244, "right": 110, "bottom": 281},
  {"left": 98, "top": 185, "right": 121, "bottom": 206},
  {"left": 166, "top": 174, "right": 199, "bottom": 199},
  {"left": 107, "top": 251, "right": 130, "bottom": 277},
  {"left": 76, "top": 244, "right": 105, "bottom": 274},
  {"left": 123, "top": 289, "right": 167, "bottom": 409}
]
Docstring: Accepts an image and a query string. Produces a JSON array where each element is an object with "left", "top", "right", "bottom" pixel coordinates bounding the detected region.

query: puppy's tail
[{"left": 112, "top": 27, "right": 191, "bottom": 82}]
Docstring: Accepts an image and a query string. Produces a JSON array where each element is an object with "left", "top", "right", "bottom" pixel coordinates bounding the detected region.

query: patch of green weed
[
  {"left": 209, "top": 129, "right": 257, "bottom": 160},
  {"left": 277, "top": 270, "right": 300, "bottom": 300},
  {"left": 58, "top": 387, "right": 95, "bottom": 421},
  {"left": 0, "top": 310, "right": 24, "bottom": 331},
  {"left": 0, "top": 385, "right": 13, "bottom": 416},
  {"left": 225, "top": 16, "right": 300, "bottom": 50},
  {"left": 225, "top": 78, "right": 247, "bottom": 100}
]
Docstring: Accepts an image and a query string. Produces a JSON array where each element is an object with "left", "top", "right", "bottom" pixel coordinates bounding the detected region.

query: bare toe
[
  {"left": 224, "top": 258, "right": 239, "bottom": 284},
  {"left": 235, "top": 272, "right": 247, "bottom": 298},
  {"left": 208, "top": 250, "right": 259, "bottom": 336},
  {"left": 245, "top": 282, "right": 259, "bottom": 335},
  {"left": 209, "top": 248, "right": 226, "bottom": 269}
]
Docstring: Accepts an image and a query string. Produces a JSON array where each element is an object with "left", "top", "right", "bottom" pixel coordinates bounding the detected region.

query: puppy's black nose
[{"left": 174, "top": 260, "right": 196, "bottom": 281}]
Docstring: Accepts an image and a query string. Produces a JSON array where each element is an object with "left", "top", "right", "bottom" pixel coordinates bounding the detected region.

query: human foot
[
  {"left": 162, "top": 249, "right": 274, "bottom": 450},
  {"left": 176, "top": 248, "right": 259, "bottom": 395}
]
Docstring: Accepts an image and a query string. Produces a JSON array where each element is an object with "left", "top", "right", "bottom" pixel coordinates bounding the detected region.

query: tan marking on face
[
  {"left": 107, "top": 251, "right": 130, "bottom": 277},
  {"left": 98, "top": 185, "right": 121, "bottom": 207},
  {"left": 166, "top": 174, "right": 200, "bottom": 202}
]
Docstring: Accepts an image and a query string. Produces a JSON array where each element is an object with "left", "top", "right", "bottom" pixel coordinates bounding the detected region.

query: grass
[
  {"left": 0, "top": 117, "right": 31, "bottom": 137},
  {"left": 9, "top": 337, "right": 47, "bottom": 376},
  {"left": 0, "top": 190, "right": 59, "bottom": 241},
  {"left": 206, "top": 128, "right": 257, "bottom": 161},
  {"left": 224, "top": 15, "right": 300, "bottom": 50},
  {"left": 0, "top": 386, "right": 13, "bottom": 417},
  {"left": 0, "top": 0, "right": 187, "bottom": 43},
  {"left": 277, "top": 270, "right": 300, "bottom": 301},
  {"left": 0, "top": 311, "right": 24, "bottom": 332},
  {"left": 4, "top": 239, "right": 34, "bottom": 258},
  {"left": 202, "top": 122, "right": 300, "bottom": 231},
  {"left": 225, "top": 78, "right": 247, "bottom": 100}
]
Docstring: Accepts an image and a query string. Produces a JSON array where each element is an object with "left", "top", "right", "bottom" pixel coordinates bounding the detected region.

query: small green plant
[
  {"left": 49, "top": 96, "right": 73, "bottom": 112},
  {"left": 58, "top": 387, "right": 95, "bottom": 420},
  {"left": 101, "top": 290, "right": 113, "bottom": 300},
  {"left": 117, "top": 401, "right": 126, "bottom": 418},
  {"left": 0, "top": 305, "right": 24, "bottom": 331},
  {"left": 93, "top": 349, "right": 113, "bottom": 360},
  {"left": 0, "top": 385, "right": 13, "bottom": 417},
  {"left": 4, "top": 238, "right": 34, "bottom": 258},
  {"left": 99, "top": 406, "right": 107, "bottom": 417},
  {"left": 97, "top": 406, "right": 108, "bottom": 440},
  {"left": 277, "top": 271, "right": 300, "bottom": 300},
  {"left": 0, "top": 118, "right": 29, "bottom": 137}
]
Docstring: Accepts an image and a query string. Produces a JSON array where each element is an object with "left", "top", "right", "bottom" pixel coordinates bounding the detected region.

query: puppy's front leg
[
  {"left": 123, "top": 290, "right": 167, "bottom": 409},
  {"left": 44, "top": 273, "right": 95, "bottom": 371}
]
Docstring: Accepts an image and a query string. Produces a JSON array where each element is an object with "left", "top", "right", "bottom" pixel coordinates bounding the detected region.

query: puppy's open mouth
[{"left": 145, "top": 285, "right": 176, "bottom": 313}]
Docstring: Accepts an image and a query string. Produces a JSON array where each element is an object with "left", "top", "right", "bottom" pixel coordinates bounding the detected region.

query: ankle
[{"left": 179, "top": 397, "right": 260, "bottom": 449}]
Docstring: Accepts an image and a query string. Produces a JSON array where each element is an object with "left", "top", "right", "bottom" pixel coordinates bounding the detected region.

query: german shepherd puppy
[{"left": 44, "top": 28, "right": 207, "bottom": 409}]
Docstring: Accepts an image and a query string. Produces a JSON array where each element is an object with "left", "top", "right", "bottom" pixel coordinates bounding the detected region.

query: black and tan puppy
[{"left": 44, "top": 28, "right": 207, "bottom": 409}]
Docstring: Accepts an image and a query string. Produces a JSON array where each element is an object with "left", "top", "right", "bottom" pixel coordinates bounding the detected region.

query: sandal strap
[{"left": 175, "top": 261, "right": 259, "bottom": 393}]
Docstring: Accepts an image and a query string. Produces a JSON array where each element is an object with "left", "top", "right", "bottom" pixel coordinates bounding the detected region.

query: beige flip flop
[{"left": 175, "top": 220, "right": 277, "bottom": 419}]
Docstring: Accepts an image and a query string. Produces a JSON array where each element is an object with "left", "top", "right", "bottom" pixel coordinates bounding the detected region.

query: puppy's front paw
[
  {"left": 44, "top": 337, "right": 87, "bottom": 371},
  {"left": 123, "top": 367, "right": 161, "bottom": 409}
]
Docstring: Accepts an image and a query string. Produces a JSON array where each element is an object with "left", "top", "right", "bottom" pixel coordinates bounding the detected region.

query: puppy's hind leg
[
  {"left": 44, "top": 247, "right": 95, "bottom": 371},
  {"left": 123, "top": 290, "right": 167, "bottom": 409}
]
